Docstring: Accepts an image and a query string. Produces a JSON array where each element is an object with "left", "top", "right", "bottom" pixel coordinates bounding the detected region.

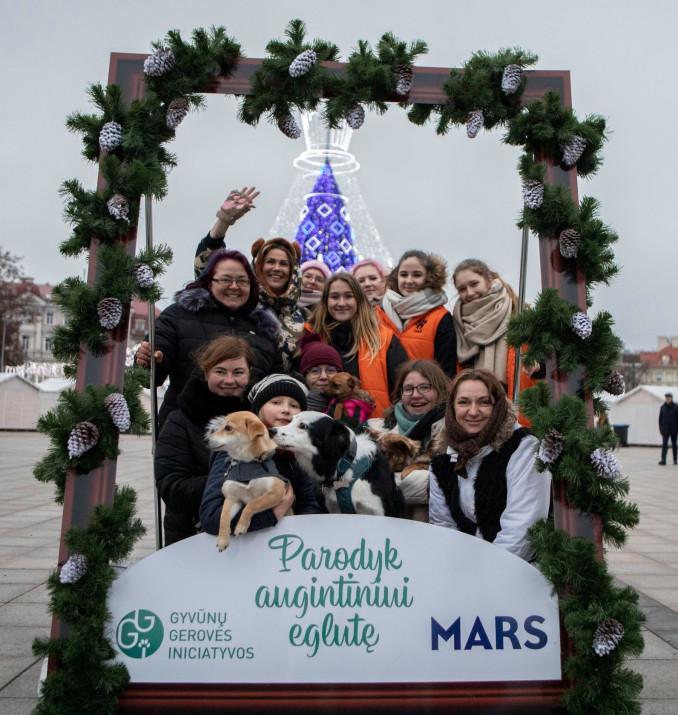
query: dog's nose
[{"left": 268, "top": 428, "right": 277, "bottom": 436}]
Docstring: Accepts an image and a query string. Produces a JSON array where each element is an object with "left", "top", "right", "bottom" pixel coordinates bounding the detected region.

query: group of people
[{"left": 136, "top": 187, "right": 551, "bottom": 561}]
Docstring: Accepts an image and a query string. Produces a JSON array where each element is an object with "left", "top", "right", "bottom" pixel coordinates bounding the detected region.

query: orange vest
[
  {"left": 303, "top": 323, "right": 394, "bottom": 418},
  {"left": 376, "top": 304, "right": 449, "bottom": 362}
]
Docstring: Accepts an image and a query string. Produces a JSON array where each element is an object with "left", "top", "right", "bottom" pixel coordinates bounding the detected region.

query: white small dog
[{"left": 207, "top": 411, "right": 288, "bottom": 551}]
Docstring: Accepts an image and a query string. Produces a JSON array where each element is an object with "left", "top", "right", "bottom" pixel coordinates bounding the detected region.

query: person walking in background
[{"left": 658, "top": 392, "right": 678, "bottom": 465}]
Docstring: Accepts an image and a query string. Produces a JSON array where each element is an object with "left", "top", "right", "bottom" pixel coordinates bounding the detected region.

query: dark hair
[
  {"left": 193, "top": 336, "right": 253, "bottom": 374},
  {"left": 386, "top": 250, "right": 448, "bottom": 293},
  {"left": 391, "top": 359, "right": 450, "bottom": 405},
  {"left": 187, "top": 249, "right": 260, "bottom": 313}
]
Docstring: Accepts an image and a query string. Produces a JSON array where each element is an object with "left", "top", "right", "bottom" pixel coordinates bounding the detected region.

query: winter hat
[
  {"left": 300, "top": 260, "right": 331, "bottom": 279},
  {"left": 350, "top": 259, "right": 388, "bottom": 278},
  {"left": 298, "top": 332, "right": 343, "bottom": 374},
  {"left": 248, "top": 374, "right": 308, "bottom": 414}
]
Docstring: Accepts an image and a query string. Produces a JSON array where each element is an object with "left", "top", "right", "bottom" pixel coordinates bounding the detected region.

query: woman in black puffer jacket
[
  {"left": 136, "top": 249, "right": 283, "bottom": 427},
  {"left": 154, "top": 335, "right": 253, "bottom": 545}
]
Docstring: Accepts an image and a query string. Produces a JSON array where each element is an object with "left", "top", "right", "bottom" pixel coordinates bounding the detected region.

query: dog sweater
[{"left": 224, "top": 457, "right": 288, "bottom": 484}]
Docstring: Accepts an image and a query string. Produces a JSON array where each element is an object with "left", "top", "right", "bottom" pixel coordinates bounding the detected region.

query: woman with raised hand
[
  {"left": 306, "top": 273, "right": 407, "bottom": 417},
  {"left": 452, "top": 258, "right": 541, "bottom": 407},
  {"left": 368, "top": 360, "right": 449, "bottom": 521},
  {"left": 351, "top": 259, "right": 388, "bottom": 306},
  {"left": 377, "top": 250, "right": 457, "bottom": 378},
  {"left": 154, "top": 336, "right": 252, "bottom": 545},
  {"left": 199, "top": 374, "right": 323, "bottom": 537},
  {"left": 135, "top": 248, "right": 282, "bottom": 427},
  {"left": 428, "top": 368, "right": 551, "bottom": 561}
]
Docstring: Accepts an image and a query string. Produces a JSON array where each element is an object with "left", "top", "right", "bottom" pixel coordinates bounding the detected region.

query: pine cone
[
  {"left": 522, "top": 180, "right": 544, "bottom": 209},
  {"left": 466, "top": 110, "right": 484, "bottom": 138},
  {"left": 59, "top": 553, "right": 88, "bottom": 584},
  {"left": 591, "top": 447, "right": 622, "bottom": 479},
  {"left": 97, "top": 297, "right": 123, "bottom": 330},
  {"left": 288, "top": 49, "right": 317, "bottom": 78},
  {"left": 104, "top": 392, "right": 131, "bottom": 432},
  {"left": 538, "top": 429, "right": 565, "bottom": 464},
  {"left": 559, "top": 228, "right": 581, "bottom": 259},
  {"left": 501, "top": 64, "right": 523, "bottom": 94},
  {"left": 592, "top": 618, "right": 624, "bottom": 656},
  {"left": 394, "top": 64, "right": 414, "bottom": 95},
  {"left": 603, "top": 370, "right": 625, "bottom": 396},
  {"left": 99, "top": 121, "right": 123, "bottom": 152},
  {"left": 346, "top": 103, "right": 365, "bottom": 130},
  {"left": 560, "top": 135, "right": 587, "bottom": 168},
  {"left": 67, "top": 421, "right": 100, "bottom": 459},
  {"left": 107, "top": 194, "right": 129, "bottom": 222},
  {"left": 143, "top": 46, "right": 176, "bottom": 77},
  {"left": 166, "top": 98, "right": 189, "bottom": 129},
  {"left": 133, "top": 263, "right": 154, "bottom": 288},
  {"left": 277, "top": 114, "right": 301, "bottom": 139},
  {"left": 571, "top": 311, "right": 593, "bottom": 339}
]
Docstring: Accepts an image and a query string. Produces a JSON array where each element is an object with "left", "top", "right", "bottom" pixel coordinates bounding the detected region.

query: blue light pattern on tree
[{"left": 294, "top": 160, "right": 356, "bottom": 270}]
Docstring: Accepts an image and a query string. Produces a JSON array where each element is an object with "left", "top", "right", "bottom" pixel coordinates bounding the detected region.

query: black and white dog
[{"left": 270, "top": 411, "right": 405, "bottom": 517}]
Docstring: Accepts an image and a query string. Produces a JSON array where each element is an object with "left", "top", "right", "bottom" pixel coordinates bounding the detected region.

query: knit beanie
[
  {"left": 300, "top": 260, "right": 331, "bottom": 279},
  {"left": 248, "top": 374, "right": 308, "bottom": 414},
  {"left": 350, "top": 258, "right": 388, "bottom": 278},
  {"left": 298, "top": 332, "right": 343, "bottom": 374}
]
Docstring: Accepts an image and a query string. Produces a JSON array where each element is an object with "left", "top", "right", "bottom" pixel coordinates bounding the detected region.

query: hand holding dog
[{"left": 273, "top": 483, "right": 295, "bottom": 521}]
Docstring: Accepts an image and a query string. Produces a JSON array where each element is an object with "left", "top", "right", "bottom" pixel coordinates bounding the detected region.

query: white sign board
[{"left": 107, "top": 515, "right": 561, "bottom": 683}]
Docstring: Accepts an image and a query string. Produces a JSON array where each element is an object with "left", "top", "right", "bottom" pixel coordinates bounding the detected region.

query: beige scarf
[
  {"left": 381, "top": 287, "right": 449, "bottom": 332},
  {"left": 453, "top": 279, "right": 512, "bottom": 382}
]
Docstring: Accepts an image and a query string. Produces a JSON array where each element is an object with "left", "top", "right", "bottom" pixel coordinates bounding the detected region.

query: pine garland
[
  {"left": 529, "top": 521, "right": 644, "bottom": 715},
  {"left": 33, "top": 486, "right": 145, "bottom": 715},
  {"left": 37, "top": 23, "right": 642, "bottom": 715}
]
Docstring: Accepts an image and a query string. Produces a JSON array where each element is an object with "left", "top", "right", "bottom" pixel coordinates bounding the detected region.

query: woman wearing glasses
[
  {"left": 367, "top": 359, "right": 449, "bottom": 520},
  {"left": 135, "top": 249, "right": 283, "bottom": 427},
  {"left": 297, "top": 332, "right": 344, "bottom": 412}
]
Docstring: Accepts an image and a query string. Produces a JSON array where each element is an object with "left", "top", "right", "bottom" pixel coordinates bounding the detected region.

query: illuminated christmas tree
[
  {"left": 295, "top": 159, "right": 356, "bottom": 270},
  {"left": 270, "top": 107, "right": 393, "bottom": 271}
]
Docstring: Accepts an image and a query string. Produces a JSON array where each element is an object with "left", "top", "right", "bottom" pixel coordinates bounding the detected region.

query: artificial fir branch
[{"left": 33, "top": 486, "right": 145, "bottom": 715}]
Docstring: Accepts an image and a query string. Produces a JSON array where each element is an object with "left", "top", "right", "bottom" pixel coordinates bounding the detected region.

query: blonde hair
[
  {"left": 452, "top": 258, "right": 519, "bottom": 313},
  {"left": 309, "top": 273, "right": 382, "bottom": 360}
]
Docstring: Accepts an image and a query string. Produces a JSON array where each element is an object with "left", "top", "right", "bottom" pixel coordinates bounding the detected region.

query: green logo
[{"left": 116, "top": 609, "right": 164, "bottom": 659}]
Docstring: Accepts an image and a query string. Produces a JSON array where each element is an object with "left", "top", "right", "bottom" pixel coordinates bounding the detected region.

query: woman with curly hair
[
  {"left": 377, "top": 250, "right": 457, "bottom": 377},
  {"left": 306, "top": 273, "right": 407, "bottom": 417}
]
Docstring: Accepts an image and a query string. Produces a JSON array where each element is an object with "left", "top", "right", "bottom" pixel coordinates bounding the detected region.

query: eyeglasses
[
  {"left": 402, "top": 383, "right": 434, "bottom": 396},
  {"left": 212, "top": 276, "right": 250, "bottom": 287},
  {"left": 307, "top": 366, "right": 339, "bottom": 377}
]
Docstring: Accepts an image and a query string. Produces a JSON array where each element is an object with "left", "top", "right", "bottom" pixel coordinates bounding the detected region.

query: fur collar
[
  {"left": 435, "top": 404, "right": 518, "bottom": 457},
  {"left": 173, "top": 287, "right": 281, "bottom": 341}
]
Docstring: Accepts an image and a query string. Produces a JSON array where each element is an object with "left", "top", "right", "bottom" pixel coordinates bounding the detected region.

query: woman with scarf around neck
[
  {"left": 298, "top": 260, "right": 331, "bottom": 311},
  {"left": 428, "top": 368, "right": 551, "bottom": 561},
  {"left": 305, "top": 273, "right": 407, "bottom": 418},
  {"left": 367, "top": 360, "right": 449, "bottom": 521},
  {"left": 154, "top": 336, "right": 253, "bottom": 545},
  {"left": 377, "top": 251, "right": 457, "bottom": 378},
  {"left": 452, "top": 258, "right": 541, "bottom": 403},
  {"left": 192, "top": 189, "right": 307, "bottom": 371}
]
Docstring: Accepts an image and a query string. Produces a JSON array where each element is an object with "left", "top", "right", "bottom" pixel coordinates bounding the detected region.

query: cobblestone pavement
[{"left": 1, "top": 433, "right": 676, "bottom": 713}]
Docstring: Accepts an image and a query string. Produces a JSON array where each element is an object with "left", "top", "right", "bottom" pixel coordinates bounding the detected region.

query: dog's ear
[
  {"left": 346, "top": 376, "right": 356, "bottom": 392},
  {"left": 252, "top": 434, "right": 276, "bottom": 460},
  {"left": 245, "top": 415, "right": 266, "bottom": 441},
  {"left": 317, "top": 421, "right": 351, "bottom": 476}
]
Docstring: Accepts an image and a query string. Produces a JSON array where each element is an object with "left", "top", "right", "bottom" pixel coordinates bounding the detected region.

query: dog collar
[{"left": 336, "top": 433, "right": 358, "bottom": 478}]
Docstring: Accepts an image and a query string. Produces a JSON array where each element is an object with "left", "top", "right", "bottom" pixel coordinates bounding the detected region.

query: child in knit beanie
[{"left": 247, "top": 374, "right": 308, "bottom": 428}]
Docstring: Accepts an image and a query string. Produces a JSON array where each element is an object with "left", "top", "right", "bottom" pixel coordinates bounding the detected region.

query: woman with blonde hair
[
  {"left": 378, "top": 250, "right": 457, "bottom": 377},
  {"left": 452, "top": 258, "right": 539, "bottom": 401},
  {"left": 306, "top": 272, "right": 407, "bottom": 417}
]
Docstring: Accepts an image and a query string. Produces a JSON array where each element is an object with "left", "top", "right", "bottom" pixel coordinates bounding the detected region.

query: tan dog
[
  {"left": 372, "top": 432, "right": 421, "bottom": 473},
  {"left": 207, "top": 411, "right": 288, "bottom": 552}
]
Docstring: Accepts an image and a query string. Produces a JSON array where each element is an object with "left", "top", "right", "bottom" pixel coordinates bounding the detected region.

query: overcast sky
[{"left": 2, "top": 0, "right": 677, "bottom": 351}]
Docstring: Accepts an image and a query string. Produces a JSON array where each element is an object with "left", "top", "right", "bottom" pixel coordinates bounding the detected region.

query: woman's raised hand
[
  {"left": 135, "top": 340, "right": 164, "bottom": 368},
  {"left": 217, "top": 186, "right": 260, "bottom": 224}
]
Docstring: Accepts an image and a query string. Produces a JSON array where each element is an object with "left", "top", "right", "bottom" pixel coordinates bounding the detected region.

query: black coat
[
  {"left": 153, "top": 287, "right": 283, "bottom": 426},
  {"left": 659, "top": 401, "right": 678, "bottom": 436},
  {"left": 154, "top": 374, "right": 246, "bottom": 545}
]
